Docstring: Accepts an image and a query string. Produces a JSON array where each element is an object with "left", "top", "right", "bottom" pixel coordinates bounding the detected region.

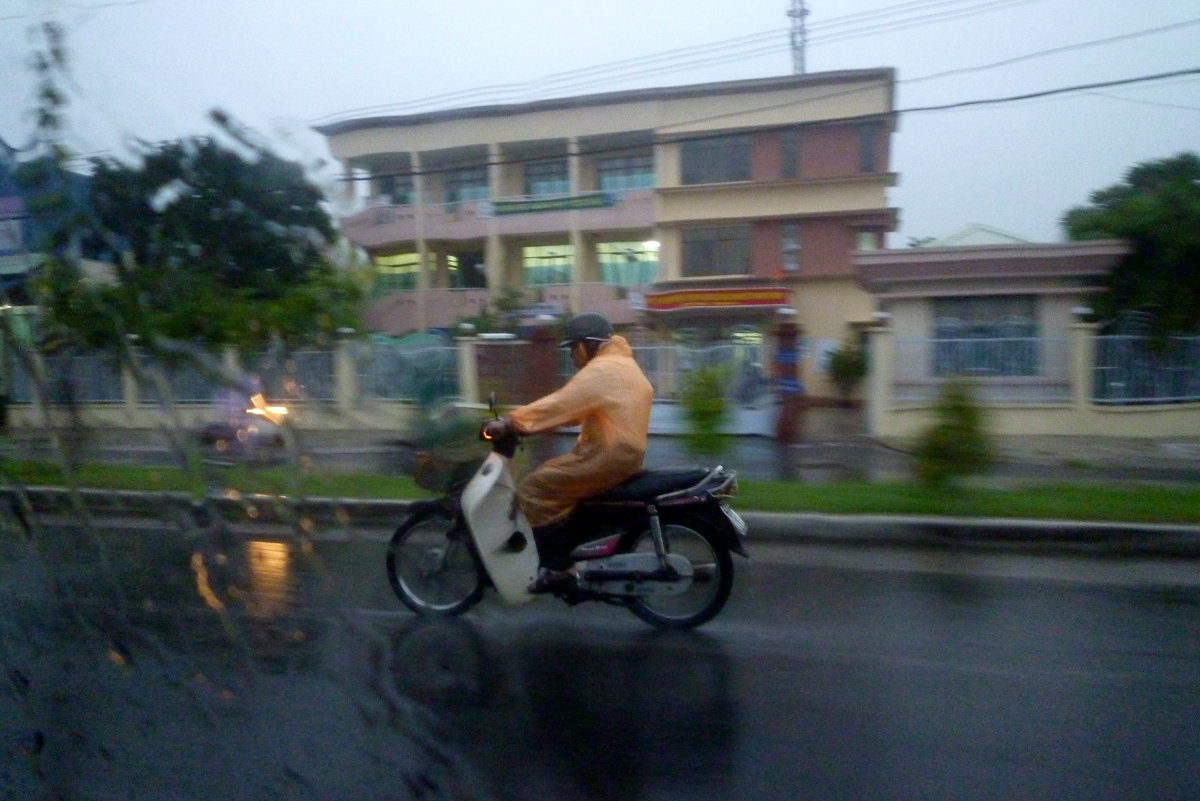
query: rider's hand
[{"left": 483, "top": 418, "right": 509, "bottom": 440}]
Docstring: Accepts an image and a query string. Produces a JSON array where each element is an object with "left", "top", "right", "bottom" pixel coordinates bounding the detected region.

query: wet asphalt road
[
  {"left": 35, "top": 520, "right": 1200, "bottom": 801},
  {"left": 379, "top": 545, "right": 1200, "bottom": 801}
]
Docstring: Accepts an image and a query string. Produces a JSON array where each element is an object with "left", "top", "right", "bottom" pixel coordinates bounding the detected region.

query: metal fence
[
  {"left": 5, "top": 340, "right": 766, "bottom": 409},
  {"left": 892, "top": 336, "right": 1071, "bottom": 404},
  {"left": 15, "top": 335, "right": 1195, "bottom": 412},
  {"left": 1093, "top": 335, "right": 1200, "bottom": 405},
  {"left": 244, "top": 349, "right": 337, "bottom": 403},
  {"left": 7, "top": 347, "right": 341, "bottom": 407},
  {"left": 9, "top": 351, "right": 125, "bottom": 405},
  {"left": 619, "top": 344, "right": 768, "bottom": 405},
  {"left": 359, "top": 344, "right": 459, "bottom": 404}
]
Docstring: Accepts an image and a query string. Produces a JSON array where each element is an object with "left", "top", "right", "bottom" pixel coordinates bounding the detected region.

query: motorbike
[{"left": 386, "top": 396, "right": 749, "bottom": 629}]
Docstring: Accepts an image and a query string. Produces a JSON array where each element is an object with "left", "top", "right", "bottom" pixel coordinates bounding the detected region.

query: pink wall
[{"left": 747, "top": 219, "right": 856, "bottom": 280}]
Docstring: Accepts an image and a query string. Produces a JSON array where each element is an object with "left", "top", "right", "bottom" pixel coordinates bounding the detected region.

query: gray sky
[{"left": 1, "top": 0, "right": 1196, "bottom": 245}]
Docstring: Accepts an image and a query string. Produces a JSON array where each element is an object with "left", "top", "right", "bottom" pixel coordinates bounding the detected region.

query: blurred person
[{"left": 484, "top": 312, "right": 653, "bottom": 593}]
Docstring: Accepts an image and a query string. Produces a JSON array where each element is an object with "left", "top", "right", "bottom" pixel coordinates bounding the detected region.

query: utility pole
[{"left": 788, "top": 0, "right": 810, "bottom": 75}]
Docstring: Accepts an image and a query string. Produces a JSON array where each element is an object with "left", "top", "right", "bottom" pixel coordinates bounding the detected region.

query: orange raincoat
[{"left": 508, "top": 335, "right": 653, "bottom": 528}]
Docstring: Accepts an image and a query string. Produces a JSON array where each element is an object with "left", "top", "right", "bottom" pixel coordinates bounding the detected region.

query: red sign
[{"left": 644, "top": 286, "right": 789, "bottom": 312}]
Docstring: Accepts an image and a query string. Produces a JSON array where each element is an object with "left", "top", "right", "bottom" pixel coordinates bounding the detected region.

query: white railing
[
  {"left": 1094, "top": 335, "right": 1200, "bottom": 405},
  {"left": 891, "top": 336, "right": 1071, "bottom": 404}
]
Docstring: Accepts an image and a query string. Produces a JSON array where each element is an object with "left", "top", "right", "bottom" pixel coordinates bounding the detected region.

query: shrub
[
  {"left": 914, "top": 379, "right": 993, "bottom": 487},
  {"left": 826, "top": 342, "right": 867, "bottom": 402},
  {"left": 680, "top": 365, "right": 729, "bottom": 455}
]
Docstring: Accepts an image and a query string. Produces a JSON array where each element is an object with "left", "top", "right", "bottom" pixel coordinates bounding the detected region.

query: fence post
[
  {"left": 1069, "top": 322, "right": 1098, "bottom": 410},
  {"left": 456, "top": 336, "right": 479, "bottom": 404},
  {"left": 864, "top": 321, "right": 893, "bottom": 438},
  {"left": 524, "top": 320, "right": 561, "bottom": 468},
  {"left": 334, "top": 331, "right": 358, "bottom": 411},
  {"left": 524, "top": 322, "right": 560, "bottom": 404},
  {"left": 771, "top": 308, "right": 806, "bottom": 444},
  {"left": 122, "top": 359, "right": 139, "bottom": 412}
]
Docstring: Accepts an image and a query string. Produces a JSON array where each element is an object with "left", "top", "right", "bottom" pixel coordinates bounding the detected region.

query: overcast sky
[{"left": 1, "top": 0, "right": 1196, "bottom": 245}]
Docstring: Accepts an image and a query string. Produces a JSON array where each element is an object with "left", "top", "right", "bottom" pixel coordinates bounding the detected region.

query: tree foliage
[
  {"left": 22, "top": 129, "right": 361, "bottom": 352},
  {"left": 1061, "top": 152, "right": 1200, "bottom": 336}
]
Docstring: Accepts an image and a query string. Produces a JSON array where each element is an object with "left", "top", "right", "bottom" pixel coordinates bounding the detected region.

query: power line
[
  {"left": 902, "top": 67, "right": 1200, "bottom": 113},
  {"left": 0, "top": 0, "right": 151, "bottom": 23},
  {"left": 1084, "top": 86, "right": 1200, "bottom": 114},
  {"left": 311, "top": 0, "right": 1052, "bottom": 123},
  {"left": 904, "top": 17, "right": 1200, "bottom": 86}
]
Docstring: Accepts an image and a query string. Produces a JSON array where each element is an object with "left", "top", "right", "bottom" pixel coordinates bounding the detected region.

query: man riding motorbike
[{"left": 483, "top": 312, "right": 654, "bottom": 593}]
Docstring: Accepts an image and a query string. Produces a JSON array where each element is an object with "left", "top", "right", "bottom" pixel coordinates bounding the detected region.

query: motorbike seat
[{"left": 583, "top": 467, "right": 712, "bottom": 504}]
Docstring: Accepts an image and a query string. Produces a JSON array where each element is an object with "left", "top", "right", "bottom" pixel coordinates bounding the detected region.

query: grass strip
[{"left": 3, "top": 459, "right": 1199, "bottom": 525}]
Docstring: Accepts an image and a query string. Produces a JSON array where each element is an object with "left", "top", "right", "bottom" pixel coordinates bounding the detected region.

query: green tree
[
  {"left": 1061, "top": 152, "right": 1200, "bottom": 336},
  {"left": 15, "top": 93, "right": 361, "bottom": 352},
  {"left": 81, "top": 132, "right": 360, "bottom": 349}
]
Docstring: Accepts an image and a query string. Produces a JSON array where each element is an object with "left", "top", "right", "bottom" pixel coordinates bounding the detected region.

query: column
[
  {"left": 412, "top": 151, "right": 430, "bottom": 330},
  {"left": 485, "top": 144, "right": 505, "bottom": 297},
  {"left": 772, "top": 309, "right": 806, "bottom": 444},
  {"left": 568, "top": 137, "right": 586, "bottom": 311}
]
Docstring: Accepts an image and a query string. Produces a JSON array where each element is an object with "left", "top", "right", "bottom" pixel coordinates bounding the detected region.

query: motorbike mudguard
[{"left": 460, "top": 451, "right": 540, "bottom": 604}]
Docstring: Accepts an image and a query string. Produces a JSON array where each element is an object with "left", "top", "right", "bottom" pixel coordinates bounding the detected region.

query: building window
[
  {"left": 597, "top": 152, "right": 654, "bottom": 191},
  {"left": 682, "top": 226, "right": 751, "bottom": 277},
  {"left": 858, "top": 124, "right": 878, "bottom": 173},
  {"left": 444, "top": 167, "right": 489, "bottom": 205},
  {"left": 372, "top": 252, "right": 429, "bottom": 293},
  {"left": 681, "top": 134, "right": 751, "bottom": 184},
  {"left": 597, "top": 240, "right": 658, "bottom": 286},
  {"left": 781, "top": 222, "right": 801, "bottom": 272},
  {"left": 855, "top": 231, "right": 879, "bottom": 251},
  {"left": 781, "top": 128, "right": 801, "bottom": 179},
  {"left": 524, "top": 160, "right": 569, "bottom": 197},
  {"left": 933, "top": 296, "right": 1038, "bottom": 376},
  {"left": 448, "top": 251, "right": 488, "bottom": 289},
  {"left": 522, "top": 245, "right": 573, "bottom": 286},
  {"left": 377, "top": 173, "right": 413, "bottom": 205}
]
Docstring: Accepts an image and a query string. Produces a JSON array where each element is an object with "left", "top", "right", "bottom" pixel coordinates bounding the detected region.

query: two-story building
[{"left": 317, "top": 68, "right": 898, "bottom": 398}]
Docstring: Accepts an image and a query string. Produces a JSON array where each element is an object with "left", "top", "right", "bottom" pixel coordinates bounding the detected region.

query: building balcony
[{"left": 340, "top": 190, "right": 656, "bottom": 248}]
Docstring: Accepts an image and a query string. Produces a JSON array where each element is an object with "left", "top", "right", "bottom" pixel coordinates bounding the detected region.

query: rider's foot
[{"left": 527, "top": 568, "right": 577, "bottom": 594}]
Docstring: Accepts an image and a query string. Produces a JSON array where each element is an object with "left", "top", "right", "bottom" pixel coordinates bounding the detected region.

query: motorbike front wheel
[
  {"left": 627, "top": 518, "right": 733, "bottom": 630},
  {"left": 387, "top": 508, "right": 484, "bottom": 616}
]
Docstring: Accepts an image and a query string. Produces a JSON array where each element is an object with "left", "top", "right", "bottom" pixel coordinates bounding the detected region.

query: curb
[
  {"left": 744, "top": 512, "right": 1200, "bottom": 558},
  {"left": 9, "top": 487, "right": 1200, "bottom": 559}
]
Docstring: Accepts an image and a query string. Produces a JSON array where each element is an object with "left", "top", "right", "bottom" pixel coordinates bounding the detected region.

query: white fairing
[{"left": 460, "top": 451, "right": 540, "bottom": 604}]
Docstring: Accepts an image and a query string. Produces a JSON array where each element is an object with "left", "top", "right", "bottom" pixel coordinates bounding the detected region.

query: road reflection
[
  {"left": 243, "top": 540, "right": 291, "bottom": 619},
  {"left": 388, "top": 617, "right": 738, "bottom": 800}
]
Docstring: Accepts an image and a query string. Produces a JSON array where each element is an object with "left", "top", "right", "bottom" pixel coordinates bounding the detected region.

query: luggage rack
[{"left": 655, "top": 465, "right": 738, "bottom": 504}]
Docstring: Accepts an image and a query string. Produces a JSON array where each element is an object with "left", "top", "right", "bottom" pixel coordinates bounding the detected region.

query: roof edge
[{"left": 314, "top": 68, "right": 896, "bottom": 136}]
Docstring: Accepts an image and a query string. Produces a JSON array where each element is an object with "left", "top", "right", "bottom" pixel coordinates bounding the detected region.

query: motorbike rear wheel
[
  {"left": 627, "top": 518, "right": 733, "bottom": 629},
  {"left": 387, "top": 508, "right": 484, "bottom": 616}
]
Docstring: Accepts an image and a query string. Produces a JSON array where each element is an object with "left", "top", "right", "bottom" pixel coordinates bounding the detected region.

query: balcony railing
[{"left": 340, "top": 190, "right": 656, "bottom": 247}]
